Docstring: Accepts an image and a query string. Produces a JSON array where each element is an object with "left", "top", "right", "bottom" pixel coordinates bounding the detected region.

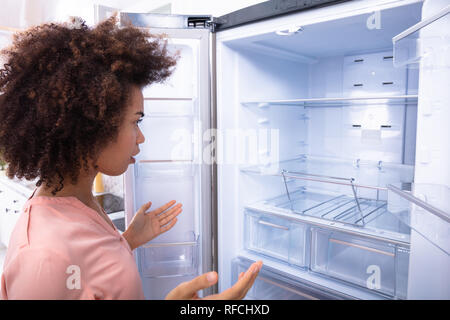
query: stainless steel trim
[
  {"left": 350, "top": 179, "right": 364, "bottom": 225},
  {"left": 387, "top": 184, "right": 450, "bottom": 223},
  {"left": 280, "top": 173, "right": 387, "bottom": 191},
  {"left": 209, "top": 30, "right": 219, "bottom": 295}
]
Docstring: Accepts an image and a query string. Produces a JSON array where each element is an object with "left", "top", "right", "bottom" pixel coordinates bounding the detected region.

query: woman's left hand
[{"left": 123, "top": 200, "right": 182, "bottom": 250}]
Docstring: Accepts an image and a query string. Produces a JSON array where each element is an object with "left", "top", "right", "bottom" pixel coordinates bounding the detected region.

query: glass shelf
[
  {"left": 240, "top": 156, "right": 414, "bottom": 191},
  {"left": 393, "top": 5, "right": 450, "bottom": 68},
  {"left": 246, "top": 188, "right": 409, "bottom": 234},
  {"left": 241, "top": 95, "right": 418, "bottom": 108}
]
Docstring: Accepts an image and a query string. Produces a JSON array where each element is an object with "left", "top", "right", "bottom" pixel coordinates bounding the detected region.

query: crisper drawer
[
  {"left": 231, "top": 258, "right": 338, "bottom": 300},
  {"left": 138, "top": 231, "right": 199, "bottom": 278},
  {"left": 310, "top": 227, "right": 409, "bottom": 298},
  {"left": 244, "top": 209, "right": 308, "bottom": 267}
]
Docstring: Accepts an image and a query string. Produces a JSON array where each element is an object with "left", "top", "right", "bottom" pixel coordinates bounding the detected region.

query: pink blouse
[{"left": 1, "top": 189, "right": 145, "bottom": 300}]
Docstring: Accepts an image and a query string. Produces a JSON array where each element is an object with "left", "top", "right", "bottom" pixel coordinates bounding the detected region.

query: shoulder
[
  {"left": 6, "top": 200, "right": 101, "bottom": 267},
  {"left": 25, "top": 200, "right": 100, "bottom": 247},
  {"left": 1, "top": 245, "right": 94, "bottom": 299}
]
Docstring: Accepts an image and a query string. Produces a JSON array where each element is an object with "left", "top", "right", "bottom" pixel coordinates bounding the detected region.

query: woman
[{"left": 0, "top": 16, "right": 261, "bottom": 300}]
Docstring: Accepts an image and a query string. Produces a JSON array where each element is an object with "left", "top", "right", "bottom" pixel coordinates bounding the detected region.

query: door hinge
[{"left": 187, "top": 16, "right": 225, "bottom": 32}]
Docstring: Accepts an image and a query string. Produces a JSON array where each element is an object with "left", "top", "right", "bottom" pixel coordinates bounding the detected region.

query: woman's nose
[{"left": 137, "top": 126, "right": 145, "bottom": 144}]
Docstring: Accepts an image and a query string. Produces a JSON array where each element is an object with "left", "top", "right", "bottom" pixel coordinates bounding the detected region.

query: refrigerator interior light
[{"left": 275, "top": 25, "right": 303, "bottom": 36}]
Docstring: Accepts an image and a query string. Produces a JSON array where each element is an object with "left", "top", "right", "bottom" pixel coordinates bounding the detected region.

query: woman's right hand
[{"left": 165, "top": 261, "right": 263, "bottom": 300}]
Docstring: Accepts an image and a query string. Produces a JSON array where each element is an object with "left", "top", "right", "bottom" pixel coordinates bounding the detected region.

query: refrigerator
[{"left": 105, "top": 0, "right": 450, "bottom": 300}]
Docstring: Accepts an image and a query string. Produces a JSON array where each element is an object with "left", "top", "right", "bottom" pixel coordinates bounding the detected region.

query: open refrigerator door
[{"left": 120, "top": 14, "right": 213, "bottom": 300}]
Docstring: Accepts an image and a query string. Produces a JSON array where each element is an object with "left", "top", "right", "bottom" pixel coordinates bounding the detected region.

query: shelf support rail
[{"left": 279, "top": 170, "right": 390, "bottom": 226}]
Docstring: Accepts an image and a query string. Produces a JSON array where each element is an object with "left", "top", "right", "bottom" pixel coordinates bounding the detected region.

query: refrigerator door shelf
[
  {"left": 310, "top": 227, "right": 410, "bottom": 299},
  {"left": 386, "top": 184, "right": 449, "bottom": 299},
  {"left": 138, "top": 232, "right": 199, "bottom": 278},
  {"left": 231, "top": 257, "right": 346, "bottom": 300},
  {"left": 241, "top": 95, "right": 418, "bottom": 108},
  {"left": 387, "top": 184, "right": 449, "bottom": 256},
  {"left": 393, "top": 4, "right": 450, "bottom": 68},
  {"left": 244, "top": 209, "right": 309, "bottom": 268},
  {"left": 134, "top": 167, "right": 199, "bottom": 243}
]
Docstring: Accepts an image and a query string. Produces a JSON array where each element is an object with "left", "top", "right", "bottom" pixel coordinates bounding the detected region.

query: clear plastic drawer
[
  {"left": 231, "top": 258, "right": 338, "bottom": 300},
  {"left": 310, "top": 227, "right": 409, "bottom": 298},
  {"left": 244, "top": 209, "right": 308, "bottom": 267},
  {"left": 138, "top": 231, "right": 199, "bottom": 278}
]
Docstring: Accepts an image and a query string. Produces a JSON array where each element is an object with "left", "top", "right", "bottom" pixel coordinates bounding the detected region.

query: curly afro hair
[{"left": 0, "top": 15, "right": 177, "bottom": 195}]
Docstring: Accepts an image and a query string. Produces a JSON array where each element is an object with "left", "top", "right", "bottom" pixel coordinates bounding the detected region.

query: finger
[
  {"left": 159, "top": 208, "right": 182, "bottom": 226},
  {"left": 157, "top": 203, "right": 182, "bottom": 220},
  {"left": 203, "top": 263, "right": 261, "bottom": 300},
  {"left": 174, "top": 272, "right": 218, "bottom": 299},
  {"left": 219, "top": 261, "right": 262, "bottom": 300},
  {"left": 149, "top": 200, "right": 177, "bottom": 216},
  {"left": 160, "top": 217, "right": 177, "bottom": 233},
  {"left": 138, "top": 201, "right": 152, "bottom": 215}
]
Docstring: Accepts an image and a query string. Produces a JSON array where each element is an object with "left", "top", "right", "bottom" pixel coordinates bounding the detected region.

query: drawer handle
[
  {"left": 258, "top": 276, "right": 319, "bottom": 300},
  {"left": 258, "top": 220, "right": 289, "bottom": 231},
  {"left": 330, "top": 238, "right": 395, "bottom": 257}
]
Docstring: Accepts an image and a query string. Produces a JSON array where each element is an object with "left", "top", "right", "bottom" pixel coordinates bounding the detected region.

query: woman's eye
[{"left": 136, "top": 119, "right": 143, "bottom": 125}]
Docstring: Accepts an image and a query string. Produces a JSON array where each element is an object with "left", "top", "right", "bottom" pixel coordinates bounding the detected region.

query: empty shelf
[
  {"left": 246, "top": 188, "right": 410, "bottom": 235},
  {"left": 240, "top": 156, "right": 414, "bottom": 191},
  {"left": 241, "top": 95, "right": 418, "bottom": 108}
]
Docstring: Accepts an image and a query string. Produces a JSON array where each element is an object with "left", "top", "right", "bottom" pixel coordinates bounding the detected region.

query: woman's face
[{"left": 95, "top": 85, "right": 145, "bottom": 176}]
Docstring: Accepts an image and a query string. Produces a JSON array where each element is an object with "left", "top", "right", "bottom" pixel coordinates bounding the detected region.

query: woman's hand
[
  {"left": 123, "top": 200, "right": 182, "bottom": 250},
  {"left": 165, "top": 261, "right": 263, "bottom": 300}
]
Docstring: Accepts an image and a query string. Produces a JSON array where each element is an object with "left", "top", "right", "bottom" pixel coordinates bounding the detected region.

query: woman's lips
[{"left": 130, "top": 156, "right": 136, "bottom": 163}]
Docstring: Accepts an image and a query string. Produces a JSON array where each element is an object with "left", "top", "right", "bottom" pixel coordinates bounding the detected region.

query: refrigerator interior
[{"left": 216, "top": 0, "right": 425, "bottom": 299}]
